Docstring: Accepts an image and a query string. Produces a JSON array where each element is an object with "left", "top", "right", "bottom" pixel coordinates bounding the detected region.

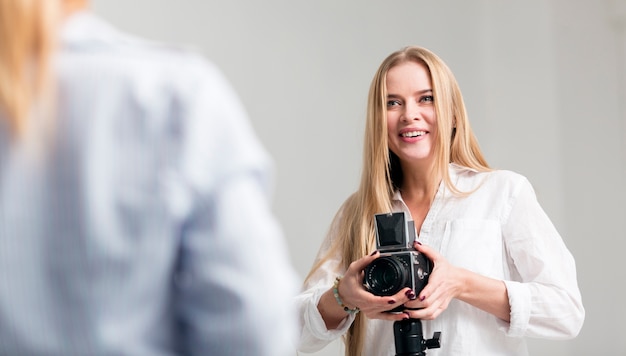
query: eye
[
  {"left": 387, "top": 99, "right": 402, "bottom": 108},
  {"left": 419, "top": 95, "right": 434, "bottom": 103}
]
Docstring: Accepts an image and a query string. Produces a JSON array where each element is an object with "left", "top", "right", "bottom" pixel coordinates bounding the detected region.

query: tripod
[{"left": 393, "top": 318, "right": 441, "bottom": 356}]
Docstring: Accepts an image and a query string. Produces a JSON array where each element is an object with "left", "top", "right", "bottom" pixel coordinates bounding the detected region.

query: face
[{"left": 385, "top": 60, "right": 437, "bottom": 167}]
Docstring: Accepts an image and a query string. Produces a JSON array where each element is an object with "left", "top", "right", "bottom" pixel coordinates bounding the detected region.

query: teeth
[{"left": 401, "top": 131, "right": 426, "bottom": 138}]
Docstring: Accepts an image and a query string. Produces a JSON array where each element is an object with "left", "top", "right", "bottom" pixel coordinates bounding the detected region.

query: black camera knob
[{"left": 424, "top": 331, "right": 441, "bottom": 350}]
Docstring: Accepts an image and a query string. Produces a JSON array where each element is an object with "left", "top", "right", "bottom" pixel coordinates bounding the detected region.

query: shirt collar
[
  {"left": 60, "top": 11, "right": 134, "bottom": 49},
  {"left": 391, "top": 163, "right": 476, "bottom": 202}
]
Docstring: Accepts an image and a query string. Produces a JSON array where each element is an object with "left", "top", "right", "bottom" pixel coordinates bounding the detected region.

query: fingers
[
  {"left": 405, "top": 306, "right": 442, "bottom": 320},
  {"left": 356, "top": 287, "right": 417, "bottom": 320},
  {"left": 403, "top": 290, "right": 438, "bottom": 320},
  {"left": 342, "top": 250, "right": 379, "bottom": 292},
  {"left": 342, "top": 249, "right": 451, "bottom": 321},
  {"left": 361, "top": 288, "right": 417, "bottom": 317},
  {"left": 361, "top": 290, "right": 414, "bottom": 320},
  {"left": 413, "top": 240, "right": 439, "bottom": 261},
  {"left": 347, "top": 249, "right": 380, "bottom": 274},
  {"left": 338, "top": 251, "right": 398, "bottom": 315},
  {"left": 404, "top": 295, "right": 452, "bottom": 320},
  {"left": 358, "top": 291, "right": 406, "bottom": 315}
]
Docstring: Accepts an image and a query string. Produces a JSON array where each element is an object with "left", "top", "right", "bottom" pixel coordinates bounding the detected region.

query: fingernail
[
  {"left": 420, "top": 295, "right": 426, "bottom": 301},
  {"left": 414, "top": 241, "right": 422, "bottom": 245},
  {"left": 388, "top": 300, "right": 396, "bottom": 305},
  {"left": 405, "top": 290, "right": 416, "bottom": 300},
  {"left": 370, "top": 250, "right": 379, "bottom": 256},
  {"left": 403, "top": 312, "right": 410, "bottom": 319}
]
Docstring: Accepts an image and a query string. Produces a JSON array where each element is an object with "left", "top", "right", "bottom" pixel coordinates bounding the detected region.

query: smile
[{"left": 400, "top": 131, "right": 426, "bottom": 138}]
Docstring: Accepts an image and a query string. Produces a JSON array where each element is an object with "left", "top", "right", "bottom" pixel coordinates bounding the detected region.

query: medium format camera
[
  {"left": 364, "top": 212, "right": 441, "bottom": 355},
  {"left": 363, "top": 212, "right": 432, "bottom": 297}
]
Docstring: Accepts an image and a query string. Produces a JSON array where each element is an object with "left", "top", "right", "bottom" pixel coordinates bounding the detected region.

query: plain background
[{"left": 92, "top": 1, "right": 625, "bottom": 355}]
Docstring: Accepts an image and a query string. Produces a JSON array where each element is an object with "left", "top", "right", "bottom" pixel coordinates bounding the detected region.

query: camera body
[{"left": 363, "top": 212, "right": 432, "bottom": 297}]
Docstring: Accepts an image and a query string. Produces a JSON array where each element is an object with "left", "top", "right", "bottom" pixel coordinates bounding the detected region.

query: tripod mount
[{"left": 393, "top": 318, "right": 441, "bottom": 356}]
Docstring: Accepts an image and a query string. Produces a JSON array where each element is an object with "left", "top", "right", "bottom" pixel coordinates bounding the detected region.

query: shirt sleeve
[
  {"left": 170, "top": 58, "right": 299, "bottom": 356},
  {"left": 499, "top": 176, "right": 585, "bottom": 339},
  {"left": 295, "top": 207, "right": 356, "bottom": 353}
]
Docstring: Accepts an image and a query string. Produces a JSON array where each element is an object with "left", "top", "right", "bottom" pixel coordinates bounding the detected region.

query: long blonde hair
[
  {"left": 0, "top": 0, "right": 59, "bottom": 139},
  {"left": 304, "top": 46, "right": 490, "bottom": 356}
]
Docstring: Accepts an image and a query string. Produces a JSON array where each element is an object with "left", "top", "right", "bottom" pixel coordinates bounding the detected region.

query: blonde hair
[
  {"left": 0, "top": 0, "right": 59, "bottom": 139},
  {"left": 304, "top": 46, "right": 490, "bottom": 356}
]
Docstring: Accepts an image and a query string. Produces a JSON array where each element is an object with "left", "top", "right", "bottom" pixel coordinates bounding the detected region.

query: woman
[
  {"left": 0, "top": 0, "right": 298, "bottom": 355},
  {"left": 296, "top": 46, "right": 584, "bottom": 356}
]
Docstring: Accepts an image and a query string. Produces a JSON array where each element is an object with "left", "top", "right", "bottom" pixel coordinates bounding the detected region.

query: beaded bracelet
[{"left": 332, "top": 276, "right": 360, "bottom": 315}]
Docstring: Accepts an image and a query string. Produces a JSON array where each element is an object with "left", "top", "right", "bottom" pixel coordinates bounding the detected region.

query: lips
[
  {"left": 400, "top": 130, "right": 426, "bottom": 138},
  {"left": 399, "top": 128, "right": 428, "bottom": 138}
]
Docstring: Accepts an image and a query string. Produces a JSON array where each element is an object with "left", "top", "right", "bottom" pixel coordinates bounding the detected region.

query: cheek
[
  {"left": 386, "top": 112, "right": 399, "bottom": 132},
  {"left": 386, "top": 125, "right": 399, "bottom": 154},
  {"left": 426, "top": 110, "right": 437, "bottom": 126}
]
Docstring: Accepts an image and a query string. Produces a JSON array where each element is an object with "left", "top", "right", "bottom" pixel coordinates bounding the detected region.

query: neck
[
  {"left": 401, "top": 156, "right": 438, "bottom": 183},
  {"left": 399, "top": 168, "right": 442, "bottom": 236},
  {"left": 398, "top": 159, "right": 442, "bottom": 203},
  {"left": 63, "top": 0, "right": 88, "bottom": 18},
  {"left": 400, "top": 178, "right": 440, "bottom": 203}
]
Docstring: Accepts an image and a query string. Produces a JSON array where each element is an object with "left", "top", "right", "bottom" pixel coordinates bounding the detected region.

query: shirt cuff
[
  {"left": 303, "top": 287, "right": 355, "bottom": 340},
  {"left": 499, "top": 280, "right": 531, "bottom": 337}
]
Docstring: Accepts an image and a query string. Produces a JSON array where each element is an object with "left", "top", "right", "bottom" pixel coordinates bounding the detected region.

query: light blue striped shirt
[{"left": 0, "top": 11, "right": 298, "bottom": 356}]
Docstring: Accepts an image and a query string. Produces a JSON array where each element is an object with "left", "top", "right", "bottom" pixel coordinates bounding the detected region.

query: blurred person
[
  {"left": 296, "top": 46, "right": 584, "bottom": 356},
  {"left": 0, "top": 0, "right": 298, "bottom": 355}
]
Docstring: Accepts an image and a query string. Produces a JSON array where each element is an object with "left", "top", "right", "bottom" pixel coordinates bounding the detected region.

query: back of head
[{"left": 0, "top": 0, "right": 62, "bottom": 139}]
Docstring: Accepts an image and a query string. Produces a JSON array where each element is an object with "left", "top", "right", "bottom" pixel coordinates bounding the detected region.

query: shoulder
[
  {"left": 486, "top": 169, "right": 528, "bottom": 188},
  {"left": 56, "top": 12, "right": 244, "bottom": 133},
  {"left": 450, "top": 164, "right": 531, "bottom": 197},
  {"left": 332, "top": 193, "right": 359, "bottom": 225},
  {"left": 59, "top": 11, "right": 225, "bottom": 88}
]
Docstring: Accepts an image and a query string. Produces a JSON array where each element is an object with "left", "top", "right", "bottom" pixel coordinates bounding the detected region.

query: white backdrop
[{"left": 92, "top": 1, "right": 625, "bottom": 355}]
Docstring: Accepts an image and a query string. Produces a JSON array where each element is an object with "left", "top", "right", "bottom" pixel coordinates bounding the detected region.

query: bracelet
[{"left": 333, "top": 276, "right": 360, "bottom": 315}]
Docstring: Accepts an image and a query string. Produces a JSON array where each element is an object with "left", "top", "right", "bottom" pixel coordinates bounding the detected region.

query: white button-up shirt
[{"left": 296, "top": 164, "right": 584, "bottom": 356}]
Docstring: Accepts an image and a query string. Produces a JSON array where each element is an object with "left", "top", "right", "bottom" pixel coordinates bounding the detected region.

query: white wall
[
  {"left": 548, "top": 1, "right": 626, "bottom": 355},
  {"left": 91, "top": 1, "right": 625, "bottom": 355}
]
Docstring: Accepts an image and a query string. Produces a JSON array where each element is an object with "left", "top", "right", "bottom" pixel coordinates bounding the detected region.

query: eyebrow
[{"left": 387, "top": 89, "right": 433, "bottom": 97}]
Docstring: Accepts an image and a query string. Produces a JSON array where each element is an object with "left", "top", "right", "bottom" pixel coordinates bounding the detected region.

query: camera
[
  {"left": 363, "top": 212, "right": 432, "bottom": 297},
  {"left": 364, "top": 212, "right": 441, "bottom": 355}
]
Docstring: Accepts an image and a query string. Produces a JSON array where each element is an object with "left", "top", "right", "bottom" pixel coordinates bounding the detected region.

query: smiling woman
[{"left": 295, "top": 46, "right": 584, "bottom": 356}]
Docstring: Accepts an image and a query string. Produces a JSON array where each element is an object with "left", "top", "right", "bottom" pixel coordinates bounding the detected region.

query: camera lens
[{"left": 363, "top": 256, "right": 409, "bottom": 296}]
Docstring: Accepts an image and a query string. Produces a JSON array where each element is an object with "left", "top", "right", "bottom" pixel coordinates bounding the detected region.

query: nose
[{"left": 402, "top": 100, "right": 421, "bottom": 122}]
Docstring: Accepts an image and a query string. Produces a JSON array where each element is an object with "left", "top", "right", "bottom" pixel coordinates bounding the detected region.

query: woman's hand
[
  {"left": 403, "top": 241, "right": 511, "bottom": 322},
  {"left": 335, "top": 251, "right": 417, "bottom": 322},
  {"left": 403, "top": 241, "right": 467, "bottom": 320}
]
